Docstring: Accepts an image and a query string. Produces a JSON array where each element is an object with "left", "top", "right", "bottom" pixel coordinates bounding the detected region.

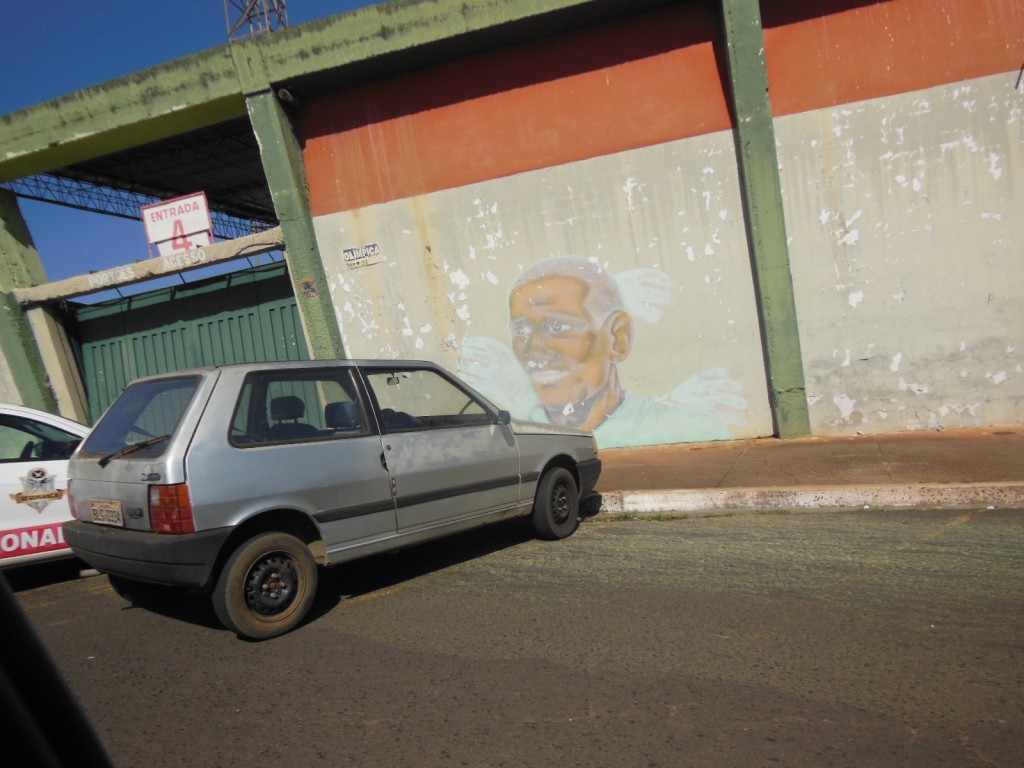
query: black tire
[
  {"left": 212, "top": 532, "right": 318, "bottom": 640},
  {"left": 108, "top": 574, "right": 186, "bottom": 607},
  {"left": 532, "top": 467, "right": 580, "bottom": 540}
]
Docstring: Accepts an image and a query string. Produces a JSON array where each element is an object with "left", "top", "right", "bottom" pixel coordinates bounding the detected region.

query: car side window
[
  {"left": 230, "top": 369, "right": 369, "bottom": 447},
  {"left": 0, "top": 415, "right": 82, "bottom": 462},
  {"left": 364, "top": 368, "right": 491, "bottom": 432}
]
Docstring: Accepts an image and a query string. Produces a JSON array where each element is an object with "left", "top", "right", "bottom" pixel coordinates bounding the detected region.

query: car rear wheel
[
  {"left": 107, "top": 574, "right": 186, "bottom": 607},
  {"left": 532, "top": 467, "right": 579, "bottom": 540},
  {"left": 212, "top": 532, "right": 318, "bottom": 640}
]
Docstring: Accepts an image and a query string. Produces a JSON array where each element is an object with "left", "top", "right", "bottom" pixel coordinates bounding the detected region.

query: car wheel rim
[
  {"left": 552, "top": 481, "right": 570, "bottom": 525},
  {"left": 244, "top": 553, "right": 299, "bottom": 616}
]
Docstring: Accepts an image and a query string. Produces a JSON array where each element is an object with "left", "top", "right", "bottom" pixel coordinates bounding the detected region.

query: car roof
[
  {"left": 0, "top": 402, "right": 89, "bottom": 434},
  {"left": 124, "top": 359, "right": 447, "bottom": 380}
]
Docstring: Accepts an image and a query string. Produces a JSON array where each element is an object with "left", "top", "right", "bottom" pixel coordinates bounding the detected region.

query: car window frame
[
  {"left": 77, "top": 375, "right": 201, "bottom": 460},
  {"left": 0, "top": 413, "right": 83, "bottom": 463},
  {"left": 228, "top": 367, "right": 373, "bottom": 448},
  {"left": 358, "top": 364, "right": 501, "bottom": 435}
]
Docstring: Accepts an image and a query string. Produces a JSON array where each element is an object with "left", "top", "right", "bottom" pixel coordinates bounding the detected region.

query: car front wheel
[
  {"left": 212, "top": 532, "right": 318, "bottom": 640},
  {"left": 532, "top": 467, "right": 579, "bottom": 540}
]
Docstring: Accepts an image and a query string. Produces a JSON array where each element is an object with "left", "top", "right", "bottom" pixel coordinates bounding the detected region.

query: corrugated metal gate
[{"left": 71, "top": 261, "right": 309, "bottom": 422}]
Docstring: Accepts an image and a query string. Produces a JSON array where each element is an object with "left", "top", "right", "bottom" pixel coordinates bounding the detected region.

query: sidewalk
[{"left": 593, "top": 426, "right": 1024, "bottom": 516}]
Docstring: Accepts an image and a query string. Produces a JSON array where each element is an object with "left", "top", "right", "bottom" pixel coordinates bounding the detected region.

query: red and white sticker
[{"left": 0, "top": 522, "right": 67, "bottom": 559}]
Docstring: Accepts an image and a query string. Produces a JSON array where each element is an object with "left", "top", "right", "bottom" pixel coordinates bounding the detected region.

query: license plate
[{"left": 90, "top": 499, "right": 124, "bottom": 527}]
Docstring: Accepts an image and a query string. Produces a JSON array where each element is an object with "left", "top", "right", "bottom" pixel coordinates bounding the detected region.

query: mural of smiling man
[{"left": 459, "top": 256, "right": 746, "bottom": 448}]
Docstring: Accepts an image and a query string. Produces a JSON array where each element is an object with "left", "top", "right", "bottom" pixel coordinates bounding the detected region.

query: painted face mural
[
  {"left": 509, "top": 270, "right": 632, "bottom": 430},
  {"left": 458, "top": 256, "right": 748, "bottom": 448}
]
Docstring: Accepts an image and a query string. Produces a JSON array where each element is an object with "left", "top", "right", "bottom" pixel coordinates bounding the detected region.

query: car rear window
[{"left": 80, "top": 376, "right": 200, "bottom": 459}]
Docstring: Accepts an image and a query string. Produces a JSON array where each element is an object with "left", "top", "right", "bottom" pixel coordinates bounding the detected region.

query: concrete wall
[
  {"left": 313, "top": 133, "right": 774, "bottom": 447},
  {"left": 764, "top": 0, "right": 1024, "bottom": 435},
  {"left": 5, "top": 0, "right": 1018, "bottom": 444},
  {"left": 779, "top": 73, "right": 1023, "bottom": 433},
  {"left": 304, "top": 3, "right": 773, "bottom": 448},
  {"left": 300, "top": 0, "right": 1024, "bottom": 447}
]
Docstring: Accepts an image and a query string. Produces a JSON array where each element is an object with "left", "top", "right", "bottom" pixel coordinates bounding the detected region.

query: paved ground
[
  {"left": 594, "top": 426, "right": 1024, "bottom": 515},
  {"left": 16, "top": 509, "right": 1024, "bottom": 768}
]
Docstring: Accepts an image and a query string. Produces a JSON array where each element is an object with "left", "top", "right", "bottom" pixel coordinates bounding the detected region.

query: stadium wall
[{"left": 298, "top": 0, "right": 1022, "bottom": 446}]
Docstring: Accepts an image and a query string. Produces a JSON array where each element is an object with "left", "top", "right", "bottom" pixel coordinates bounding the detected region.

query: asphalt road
[{"left": 11, "top": 508, "right": 1024, "bottom": 768}]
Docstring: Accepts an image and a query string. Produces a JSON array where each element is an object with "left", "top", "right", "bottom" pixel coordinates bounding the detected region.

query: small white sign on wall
[
  {"left": 141, "top": 192, "right": 214, "bottom": 256},
  {"left": 342, "top": 243, "right": 383, "bottom": 269}
]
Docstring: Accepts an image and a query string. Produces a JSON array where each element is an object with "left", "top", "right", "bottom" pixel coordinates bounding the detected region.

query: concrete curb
[{"left": 596, "top": 482, "right": 1024, "bottom": 517}]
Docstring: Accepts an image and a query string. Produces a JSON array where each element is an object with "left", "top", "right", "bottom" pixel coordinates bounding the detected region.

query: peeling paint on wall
[
  {"left": 313, "top": 133, "right": 775, "bottom": 447},
  {"left": 780, "top": 72, "right": 1023, "bottom": 433},
  {"left": 301, "top": 1, "right": 1022, "bottom": 443}
]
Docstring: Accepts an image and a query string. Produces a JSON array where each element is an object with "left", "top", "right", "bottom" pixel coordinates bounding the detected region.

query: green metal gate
[{"left": 71, "top": 261, "right": 309, "bottom": 422}]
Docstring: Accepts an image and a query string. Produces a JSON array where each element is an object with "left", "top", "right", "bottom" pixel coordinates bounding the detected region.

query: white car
[{"left": 0, "top": 403, "right": 89, "bottom": 568}]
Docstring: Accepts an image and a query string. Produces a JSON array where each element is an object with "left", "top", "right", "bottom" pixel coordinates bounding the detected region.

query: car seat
[{"left": 268, "top": 395, "right": 319, "bottom": 440}]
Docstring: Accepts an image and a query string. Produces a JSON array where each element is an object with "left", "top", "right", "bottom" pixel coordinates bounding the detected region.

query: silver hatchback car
[{"left": 65, "top": 360, "right": 600, "bottom": 639}]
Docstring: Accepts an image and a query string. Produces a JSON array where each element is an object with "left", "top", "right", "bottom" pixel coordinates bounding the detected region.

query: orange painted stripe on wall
[
  {"left": 764, "top": 0, "right": 1024, "bottom": 116},
  {"left": 302, "top": 0, "right": 1022, "bottom": 216},
  {"left": 301, "top": 5, "right": 730, "bottom": 216}
]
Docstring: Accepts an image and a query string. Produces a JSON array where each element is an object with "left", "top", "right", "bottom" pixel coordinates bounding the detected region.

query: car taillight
[
  {"left": 67, "top": 479, "right": 77, "bottom": 518},
  {"left": 149, "top": 484, "right": 195, "bottom": 534}
]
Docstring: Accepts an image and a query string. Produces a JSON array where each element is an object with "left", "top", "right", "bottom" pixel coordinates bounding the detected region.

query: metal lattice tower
[
  {"left": 1, "top": 175, "right": 273, "bottom": 241},
  {"left": 225, "top": 0, "right": 289, "bottom": 41}
]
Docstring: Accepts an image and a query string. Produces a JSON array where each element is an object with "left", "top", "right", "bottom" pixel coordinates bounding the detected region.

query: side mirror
[{"left": 496, "top": 409, "right": 511, "bottom": 426}]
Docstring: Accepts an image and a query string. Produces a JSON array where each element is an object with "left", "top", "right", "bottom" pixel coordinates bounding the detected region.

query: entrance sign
[{"left": 142, "top": 192, "right": 214, "bottom": 256}]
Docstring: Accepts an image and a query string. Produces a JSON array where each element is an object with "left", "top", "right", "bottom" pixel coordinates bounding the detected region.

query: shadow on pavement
[
  {"left": 4, "top": 557, "right": 91, "bottom": 593},
  {"left": 312, "top": 517, "right": 538, "bottom": 622},
  {"left": 72, "top": 516, "right": 546, "bottom": 637}
]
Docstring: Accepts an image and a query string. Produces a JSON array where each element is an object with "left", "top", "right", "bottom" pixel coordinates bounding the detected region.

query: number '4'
[{"left": 171, "top": 219, "right": 194, "bottom": 250}]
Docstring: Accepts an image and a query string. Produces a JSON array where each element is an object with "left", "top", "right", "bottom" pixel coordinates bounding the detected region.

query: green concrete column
[
  {"left": 0, "top": 190, "right": 58, "bottom": 411},
  {"left": 233, "top": 39, "right": 345, "bottom": 360},
  {"left": 245, "top": 90, "right": 346, "bottom": 360},
  {"left": 719, "top": 0, "right": 811, "bottom": 438}
]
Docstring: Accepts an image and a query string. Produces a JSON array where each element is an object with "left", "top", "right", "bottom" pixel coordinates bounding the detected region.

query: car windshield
[{"left": 81, "top": 376, "right": 200, "bottom": 459}]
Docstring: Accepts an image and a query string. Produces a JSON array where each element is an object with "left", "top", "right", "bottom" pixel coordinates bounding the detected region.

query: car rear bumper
[
  {"left": 63, "top": 520, "right": 230, "bottom": 589},
  {"left": 578, "top": 458, "right": 602, "bottom": 496}
]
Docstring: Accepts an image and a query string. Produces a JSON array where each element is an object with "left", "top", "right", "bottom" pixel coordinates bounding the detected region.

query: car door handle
[{"left": 380, "top": 452, "right": 388, "bottom": 470}]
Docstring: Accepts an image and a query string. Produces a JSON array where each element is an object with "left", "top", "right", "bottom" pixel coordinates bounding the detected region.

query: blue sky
[{"left": 0, "top": 0, "right": 375, "bottom": 299}]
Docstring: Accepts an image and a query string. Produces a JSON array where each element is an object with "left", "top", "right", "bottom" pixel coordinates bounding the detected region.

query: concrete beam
[
  {"left": 257, "top": 0, "right": 639, "bottom": 85},
  {"left": 245, "top": 92, "right": 344, "bottom": 360},
  {"left": 1, "top": 0, "right": 663, "bottom": 182},
  {"left": 0, "top": 48, "right": 246, "bottom": 182},
  {"left": 25, "top": 305, "right": 90, "bottom": 423},
  {"left": 0, "top": 189, "right": 57, "bottom": 411},
  {"left": 13, "top": 227, "right": 284, "bottom": 304}
]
